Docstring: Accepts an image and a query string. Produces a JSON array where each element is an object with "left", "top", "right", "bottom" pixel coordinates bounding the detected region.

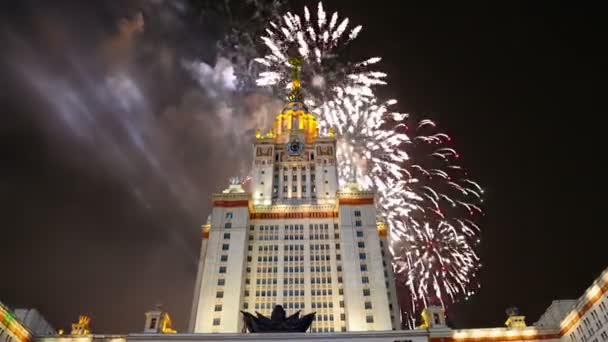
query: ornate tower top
[
  {"left": 268, "top": 54, "right": 319, "bottom": 144},
  {"left": 287, "top": 55, "right": 304, "bottom": 103}
]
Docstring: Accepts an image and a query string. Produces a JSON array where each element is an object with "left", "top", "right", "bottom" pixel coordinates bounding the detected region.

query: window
[
  {"left": 362, "top": 276, "right": 369, "bottom": 283},
  {"left": 311, "top": 174, "right": 316, "bottom": 181},
  {"left": 224, "top": 233, "right": 231, "bottom": 239},
  {"left": 219, "top": 266, "right": 226, "bottom": 273},
  {"left": 302, "top": 185, "right": 306, "bottom": 193},
  {"left": 214, "top": 305, "right": 222, "bottom": 312},
  {"left": 217, "top": 278, "right": 225, "bottom": 286},
  {"left": 283, "top": 186, "right": 288, "bottom": 192},
  {"left": 292, "top": 185, "right": 297, "bottom": 192},
  {"left": 366, "top": 315, "right": 374, "bottom": 323},
  {"left": 365, "top": 301, "right": 372, "bottom": 309},
  {"left": 363, "top": 289, "right": 371, "bottom": 296},
  {"left": 293, "top": 175, "right": 297, "bottom": 181},
  {"left": 336, "top": 254, "right": 341, "bottom": 260},
  {"left": 149, "top": 318, "right": 157, "bottom": 329},
  {"left": 358, "top": 242, "right": 365, "bottom": 248},
  {"left": 355, "top": 220, "right": 362, "bottom": 227},
  {"left": 212, "top": 318, "right": 221, "bottom": 326},
  {"left": 216, "top": 291, "right": 224, "bottom": 298},
  {"left": 250, "top": 225, "right": 254, "bottom": 231},
  {"left": 359, "top": 253, "right": 367, "bottom": 260},
  {"left": 361, "top": 264, "right": 368, "bottom": 271},
  {"left": 220, "top": 255, "right": 228, "bottom": 262},
  {"left": 283, "top": 175, "right": 288, "bottom": 181},
  {"left": 222, "top": 244, "right": 229, "bottom": 250},
  {"left": 356, "top": 231, "right": 364, "bottom": 237},
  {"left": 226, "top": 212, "right": 233, "bottom": 219},
  {"left": 224, "top": 222, "right": 231, "bottom": 229},
  {"left": 302, "top": 175, "right": 306, "bottom": 181}
]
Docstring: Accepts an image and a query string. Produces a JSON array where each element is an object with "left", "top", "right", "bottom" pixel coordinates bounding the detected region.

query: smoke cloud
[{"left": 1, "top": 0, "right": 281, "bottom": 333}]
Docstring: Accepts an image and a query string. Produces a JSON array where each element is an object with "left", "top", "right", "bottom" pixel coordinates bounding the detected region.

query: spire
[{"left": 287, "top": 48, "right": 304, "bottom": 102}]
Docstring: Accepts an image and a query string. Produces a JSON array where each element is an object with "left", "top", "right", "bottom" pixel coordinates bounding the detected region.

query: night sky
[{"left": 1, "top": 0, "right": 605, "bottom": 334}]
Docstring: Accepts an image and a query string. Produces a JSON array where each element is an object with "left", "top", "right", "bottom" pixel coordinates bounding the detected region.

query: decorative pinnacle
[{"left": 287, "top": 47, "right": 304, "bottom": 102}]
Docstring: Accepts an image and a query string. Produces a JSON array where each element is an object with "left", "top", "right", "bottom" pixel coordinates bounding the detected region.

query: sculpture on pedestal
[{"left": 241, "top": 305, "right": 315, "bottom": 333}]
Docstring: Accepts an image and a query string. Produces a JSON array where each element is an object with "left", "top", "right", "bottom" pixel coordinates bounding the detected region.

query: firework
[
  {"left": 320, "top": 91, "right": 483, "bottom": 326},
  {"left": 216, "top": 0, "right": 484, "bottom": 325},
  {"left": 254, "top": 2, "right": 385, "bottom": 107}
]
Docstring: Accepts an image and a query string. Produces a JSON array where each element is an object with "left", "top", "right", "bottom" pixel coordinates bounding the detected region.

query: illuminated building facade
[
  {"left": 427, "top": 267, "right": 608, "bottom": 342},
  {"left": 188, "top": 62, "right": 400, "bottom": 333}
]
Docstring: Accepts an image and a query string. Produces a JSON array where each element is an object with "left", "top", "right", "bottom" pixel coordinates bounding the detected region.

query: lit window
[
  {"left": 214, "top": 305, "right": 222, "bottom": 312},
  {"left": 226, "top": 212, "right": 233, "bottom": 219},
  {"left": 213, "top": 318, "right": 221, "bottom": 326}
]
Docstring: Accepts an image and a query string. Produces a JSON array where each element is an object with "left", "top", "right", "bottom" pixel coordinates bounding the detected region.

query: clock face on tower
[{"left": 286, "top": 138, "right": 304, "bottom": 156}]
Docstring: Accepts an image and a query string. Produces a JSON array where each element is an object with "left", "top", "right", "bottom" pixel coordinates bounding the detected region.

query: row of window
[
  {"left": 284, "top": 289, "right": 305, "bottom": 296},
  {"left": 275, "top": 164, "right": 316, "bottom": 172},
  {"left": 311, "top": 289, "right": 333, "bottom": 296},
  {"left": 280, "top": 174, "right": 315, "bottom": 182},
  {"left": 310, "top": 266, "right": 332, "bottom": 272},
  {"left": 279, "top": 185, "right": 315, "bottom": 193},
  {"left": 284, "top": 277, "right": 304, "bottom": 284}
]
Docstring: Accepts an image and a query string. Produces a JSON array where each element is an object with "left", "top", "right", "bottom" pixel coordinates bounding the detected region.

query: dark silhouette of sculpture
[{"left": 241, "top": 305, "right": 315, "bottom": 333}]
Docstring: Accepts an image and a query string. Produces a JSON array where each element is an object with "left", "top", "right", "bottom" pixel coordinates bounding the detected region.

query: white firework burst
[{"left": 254, "top": 2, "right": 385, "bottom": 106}]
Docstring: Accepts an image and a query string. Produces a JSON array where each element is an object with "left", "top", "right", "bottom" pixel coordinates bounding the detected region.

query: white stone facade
[{"left": 189, "top": 99, "right": 400, "bottom": 333}]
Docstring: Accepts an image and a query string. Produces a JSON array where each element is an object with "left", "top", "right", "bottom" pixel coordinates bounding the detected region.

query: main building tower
[{"left": 189, "top": 60, "right": 400, "bottom": 333}]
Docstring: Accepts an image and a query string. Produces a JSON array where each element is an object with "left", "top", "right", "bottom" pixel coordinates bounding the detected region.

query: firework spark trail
[
  {"left": 316, "top": 89, "right": 483, "bottom": 325},
  {"left": 254, "top": 2, "right": 385, "bottom": 107},
  {"left": 248, "top": 1, "right": 483, "bottom": 325}
]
